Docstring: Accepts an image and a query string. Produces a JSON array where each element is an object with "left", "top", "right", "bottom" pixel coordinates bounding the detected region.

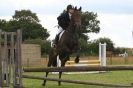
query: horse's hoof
[
  {"left": 75, "top": 58, "right": 79, "bottom": 63},
  {"left": 42, "top": 83, "right": 46, "bottom": 86},
  {"left": 58, "top": 81, "right": 61, "bottom": 86},
  {"left": 58, "top": 83, "right": 61, "bottom": 86}
]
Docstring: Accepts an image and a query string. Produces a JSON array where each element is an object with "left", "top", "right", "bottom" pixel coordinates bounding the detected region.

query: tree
[
  {"left": 73, "top": 11, "right": 100, "bottom": 55},
  {"left": 79, "top": 38, "right": 90, "bottom": 55},
  {"left": 79, "top": 11, "right": 100, "bottom": 55},
  {"left": 113, "top": 47, "right": 126, "bottom": 55},
  {"left": 0, "top": 19, "right": 7, "bottom": 30},
  {"left": 12, "top": 10, "right": 39, "bottom": 23},
  {"left": 8, "top": 10, "right": 49, "bottom": 40},
  {"left": 80, "top": 11, "right": 100, "bottom": 40},
  {"left": 0, "top": 10, "right": 51, "bottom": 55},
  {"left": 88, "top": 37, "right": 115, "bottom": 55}
]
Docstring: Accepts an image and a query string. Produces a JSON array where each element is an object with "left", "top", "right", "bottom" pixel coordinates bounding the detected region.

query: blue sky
[{"left": 0, "top": 0, "right": 133, "bottom": 48}]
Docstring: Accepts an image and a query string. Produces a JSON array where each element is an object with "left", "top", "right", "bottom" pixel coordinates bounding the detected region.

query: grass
[
  {"left": 22, "top": 56, "right": 133, "bottom": 88},
  {"left": 23, "top": 71, "right": 133, "bottom": 88}
]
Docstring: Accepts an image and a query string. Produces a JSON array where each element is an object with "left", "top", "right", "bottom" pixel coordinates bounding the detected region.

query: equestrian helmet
[{"left": 67, "top": 5, "right": 74, "bottom": 11}]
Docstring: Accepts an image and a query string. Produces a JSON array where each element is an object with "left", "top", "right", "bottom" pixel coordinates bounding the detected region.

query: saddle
[{"left": 53, "top": 30, "right": 65, "bottom": 47}]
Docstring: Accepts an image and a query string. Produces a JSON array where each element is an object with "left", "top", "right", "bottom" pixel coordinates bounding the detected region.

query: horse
[{"left": 42, "top": 6, "right": 82, "bottom": 86}]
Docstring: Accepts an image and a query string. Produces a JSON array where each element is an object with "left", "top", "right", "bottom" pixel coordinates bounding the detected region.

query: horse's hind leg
[
  {"left": 43, "top": 48, "right": 58, "bottom": 86},
  {"left": 42, "top": 72, "right": 49, "bottom": 86},
  {"left": 42, "top": 61, "right": 51, "bottom": 86},
  {"left": 42, "top": 64, "right": 50, "bottom": 86}
]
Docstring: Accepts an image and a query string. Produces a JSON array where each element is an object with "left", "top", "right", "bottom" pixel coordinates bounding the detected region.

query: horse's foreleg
[
  {"left": 58, "top": 59, "right": 66, "bottom": 86},
  {"left": 58, "top": 71, "right": 62, "bottom": 86},
  {"left": 75, "top": 48, "right": 80, "bottom": 63}
]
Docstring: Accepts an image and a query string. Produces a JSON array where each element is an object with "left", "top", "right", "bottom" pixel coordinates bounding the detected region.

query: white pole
[
  {"left": 103, "top": 43, "right": 106, "bottom": 66},
  {"left": 99, "top": 43, "right": 106, "bottom": 66},
  {"left": 99, "top": 43, "right": 102, "bottom": 66}
]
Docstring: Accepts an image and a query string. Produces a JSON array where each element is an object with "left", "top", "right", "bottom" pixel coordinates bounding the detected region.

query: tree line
[{"left": 0, "top": 9, "right": 128, "bottom": 56}]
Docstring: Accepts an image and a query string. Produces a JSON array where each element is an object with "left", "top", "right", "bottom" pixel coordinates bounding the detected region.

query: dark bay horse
[{"left": 43, "top": 7, "right": 82, "bottom": 86}]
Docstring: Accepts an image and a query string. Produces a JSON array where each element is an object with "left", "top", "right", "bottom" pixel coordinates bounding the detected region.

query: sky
[{"left": 0, "top": 0, "right": 133, "bottom": 48}]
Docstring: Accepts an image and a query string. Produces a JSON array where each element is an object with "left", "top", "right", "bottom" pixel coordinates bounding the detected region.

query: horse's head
[{"left": 69, "top": 6, "right": 82, "bottom": 32}]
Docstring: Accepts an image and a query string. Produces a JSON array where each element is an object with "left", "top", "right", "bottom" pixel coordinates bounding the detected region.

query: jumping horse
[{"left": 43, "top": 6, "right": 82, "bottom": 86}]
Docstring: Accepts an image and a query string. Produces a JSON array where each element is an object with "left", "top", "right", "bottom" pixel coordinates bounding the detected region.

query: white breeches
[
  {"left": 58, "top": 26, "right": 63, "bottom": 34},
  {"left": 57, "top": 26, "right": 65, "bottom": 40}
]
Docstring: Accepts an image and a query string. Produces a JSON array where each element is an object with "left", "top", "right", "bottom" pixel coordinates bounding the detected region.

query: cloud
[
  {"left": 1, "top": 0, "right": 133, "bottom": 16},
  {"left": 38, "top": 14, "right": 58, "bottom": 40},
  {"left": 0, "top": 0, "right": 133, "bottom": 48},
  {"left": 0, "top": 16, "right": 12, "bottom": 21},
  {"left": 89, "top": 13, "right": 133, "bottom": 48},
  {"left": 0, "top": 0, "right": 59, "bottom": 16}
]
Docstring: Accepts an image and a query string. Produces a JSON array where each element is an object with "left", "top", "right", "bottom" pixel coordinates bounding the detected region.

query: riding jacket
[{"left": 57, "top": 11, "right": 71, "bottom": 30}]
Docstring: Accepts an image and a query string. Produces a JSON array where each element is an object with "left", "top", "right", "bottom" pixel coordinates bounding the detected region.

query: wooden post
[
  {"left": 0, "top": 29, "right": 2, "bottom": 87},
  {"left": 10, "top": 32, "right": 15, "bottom": 85},
  {"left": 14, "top": 30, "right": 22, "bottom": 88},
  {"left": 106, "top": 51, "right": 113, "bottom": 65},
  {"left": 0, "top": 30, "right": 22, "bottom": 88},
  {"left": 4, "top": 32, "right": 10, "bottom": 87}
]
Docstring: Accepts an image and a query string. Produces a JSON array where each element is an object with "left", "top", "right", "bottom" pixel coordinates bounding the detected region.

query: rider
[{"left": 53, "top": 4, "right": 74, "bottom": 47}]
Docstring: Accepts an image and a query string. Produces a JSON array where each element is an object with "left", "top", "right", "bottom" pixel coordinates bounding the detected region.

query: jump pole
[
  {"left": 99, "top": 43, "right": 106, "bottom": 66},
  {"left": 23, "top": 65, "right": 133, "bottom": 72}
]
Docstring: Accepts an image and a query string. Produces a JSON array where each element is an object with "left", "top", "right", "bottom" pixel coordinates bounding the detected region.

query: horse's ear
[
  {"left": 78, "top": 6, "right": 82, "bottom": 11},
  {"left": 75, "top": 6, "right": 77, "bottom": 10}
]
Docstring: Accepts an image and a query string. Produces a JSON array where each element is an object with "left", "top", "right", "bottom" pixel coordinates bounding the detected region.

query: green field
[
  {"left": 23, "top": 71, "right": 133, "bottom": 88},
  {"left": 23, "top": 56, "right": 133, "bottom": 88}
]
